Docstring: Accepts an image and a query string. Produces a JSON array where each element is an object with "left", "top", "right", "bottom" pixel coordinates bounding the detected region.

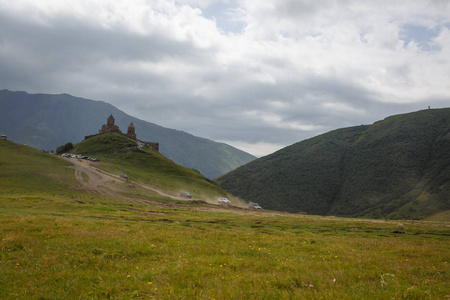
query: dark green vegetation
[
  {"left": 1, "top": 139, "right": 449, "bottom": 299},
  {"left": 55, "top": 142, "right": 74, "bottom": 154},
  {"left": 218, "top": 108, "right": 450, "bottom": 220},
  {"left": 0, "top": 89, "right": 255, "bottom": 178}
]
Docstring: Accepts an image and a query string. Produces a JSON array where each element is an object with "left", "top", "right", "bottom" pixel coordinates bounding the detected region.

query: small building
[{"left": 0, "top": 134, "right": 7, "bottom": 140}]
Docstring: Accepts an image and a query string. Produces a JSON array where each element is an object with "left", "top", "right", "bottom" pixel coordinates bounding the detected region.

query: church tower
[
  {"left": 99, "top": 115, "right": 122, "bottom": 134},
  {"left": 127, "top": 122, "right": 136, "bottom": 140},
  {"left": 107, "top": 115, "right": 115, "bottom": 126}
]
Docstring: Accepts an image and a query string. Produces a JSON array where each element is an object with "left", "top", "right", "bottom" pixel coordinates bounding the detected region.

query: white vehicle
[
  {"left": 218, "top": 197, "right": 231, "bottom": 204},
  {"left": 180, "top": 191, "right": 192, "bottom": 198},
  {"left": 120, "top": 173, "right": 128, "bottom": 179},
  {"left": 250, "top": 203, "right": 262, "bottom": 209}
]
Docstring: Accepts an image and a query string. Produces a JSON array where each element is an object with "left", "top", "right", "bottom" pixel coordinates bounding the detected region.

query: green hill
[
  {"left": 0, "top": 134, "right": 236, "bottom": 205},
  {"left": 0, "top": 89, "right": 256, "bottom": 179},
  {"left": 217, "top": 108, "right": 450, "bottom": 220},
  {"left": 72, "top": 133, "right": 229, "bottom": 198}
]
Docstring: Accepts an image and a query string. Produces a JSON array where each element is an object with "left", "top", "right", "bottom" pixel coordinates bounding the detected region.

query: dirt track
[
  {"left": 65, "top": 158, "right": 286, "bottom": 216},
  {"left": 67, "top": 158, "right": 192, "bottom": 201}
]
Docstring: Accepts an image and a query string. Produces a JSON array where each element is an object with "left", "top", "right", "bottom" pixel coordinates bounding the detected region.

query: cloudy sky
[{"left": 1, "top": 0, "right": 449, "bottom": 156}]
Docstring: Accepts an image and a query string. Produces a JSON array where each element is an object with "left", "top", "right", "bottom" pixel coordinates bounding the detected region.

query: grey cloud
[{"left": 1, "top": 1, "right": 449, "bottom": 157}]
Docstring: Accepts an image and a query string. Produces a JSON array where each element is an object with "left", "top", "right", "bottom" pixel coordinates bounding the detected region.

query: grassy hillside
[
  {"left": 72, "top": 133, "right": 229, "bottom": 199},
  {"left": 0, "top": 139, "right": 76, "bottom": 198},
  {"left": 0, "top": 139, "right": 449, "bottom": 299},
  {"left": 217, "top": 108, "right": 450, "bottom": 220},
  {"left": 0, "top": 89, "right": 256, "bottom": 179}
]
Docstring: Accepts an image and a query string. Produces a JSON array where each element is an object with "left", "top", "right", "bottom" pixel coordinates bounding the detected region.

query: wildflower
[
  {"left": 148, "top": 282, "right": 152, "bottom": 285},
  {"left": 127, "top": 275, "right": 131, "bottom": 278}
]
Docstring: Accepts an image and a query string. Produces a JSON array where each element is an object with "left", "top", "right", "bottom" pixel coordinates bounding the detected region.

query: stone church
[
  {"left": 99, "top": 115, "right": 136, "bottom": 140},
  {"left": 85, "top": 115, "right": 159, "bottom": 152}
]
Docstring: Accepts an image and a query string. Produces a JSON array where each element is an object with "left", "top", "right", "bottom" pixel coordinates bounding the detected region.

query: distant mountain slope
[
  {"left": 0, "top": 89, "right": 255, "bottom": 179},
  {"left": 217, "top": 109, "right": 450, "bottom": 220}
]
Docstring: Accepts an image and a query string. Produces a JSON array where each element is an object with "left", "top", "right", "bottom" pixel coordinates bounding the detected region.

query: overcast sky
[{"left": 1, "top": 0, "right": 449, "bottom": 156}]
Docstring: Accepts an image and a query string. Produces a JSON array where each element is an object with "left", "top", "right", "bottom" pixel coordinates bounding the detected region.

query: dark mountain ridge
[
  {"left": 217, "top": 108, "right": 450, "bottom": 219},
  {"left": 0, "top": 89, "right": 256, "bottom": 179}
]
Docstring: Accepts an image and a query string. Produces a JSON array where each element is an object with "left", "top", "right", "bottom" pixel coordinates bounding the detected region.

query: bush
[{"left": 56, "top": 142, "right": 74, "bottom": 154}]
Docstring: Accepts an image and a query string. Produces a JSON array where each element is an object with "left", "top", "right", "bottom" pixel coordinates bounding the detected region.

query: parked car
[
  {"left": 120, "top": 173, "right": 128, "bottom": 179},
  {"left": 180, "top": 192, "right": 192, "bottom": 198},
  {"left": 218, "top": 197, "right": 231, "bottom": 204}
]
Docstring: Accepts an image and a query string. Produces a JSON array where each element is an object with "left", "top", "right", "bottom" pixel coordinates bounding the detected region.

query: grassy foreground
[
  {"left": 1, "top": 196, "right": 449, "bottom": 299},
  {"left": 0, "top": 140, "right": 449, "bottom": 299}
]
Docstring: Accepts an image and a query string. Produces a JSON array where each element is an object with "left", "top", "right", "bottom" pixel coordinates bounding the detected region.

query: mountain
[
  {"left": 0, "top": 89, "right": 256, "bottom": 179},
  {"left": 217, "top": 108, "right": 450, "bottom": 220}
]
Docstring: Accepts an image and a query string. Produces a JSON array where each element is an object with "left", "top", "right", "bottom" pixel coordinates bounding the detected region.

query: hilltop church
[{"left": 85, "top": 115, "right": 159, "bottom": 152}]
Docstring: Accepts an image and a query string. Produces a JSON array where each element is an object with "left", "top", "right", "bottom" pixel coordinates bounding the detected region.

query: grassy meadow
[{"left": 1, "top": 140, "right": 449, "bottom": 299}]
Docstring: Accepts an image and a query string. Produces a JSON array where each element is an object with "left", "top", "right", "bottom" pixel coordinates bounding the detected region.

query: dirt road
[
  {"left": 66, "top": 158, "right": 192, "bottom": 201},
  {"left": 64, "top": 157, "right": 290, "bottom": 216}
]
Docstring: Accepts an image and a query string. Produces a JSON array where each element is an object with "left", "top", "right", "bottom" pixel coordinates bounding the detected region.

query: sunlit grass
[{"left": 1, "top": 202, "right": 449, "bottom": 299}]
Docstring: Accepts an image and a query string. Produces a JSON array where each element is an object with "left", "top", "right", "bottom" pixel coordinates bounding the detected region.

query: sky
[{"left": 1, "top": 0, "right": 449, "bottom": 157}]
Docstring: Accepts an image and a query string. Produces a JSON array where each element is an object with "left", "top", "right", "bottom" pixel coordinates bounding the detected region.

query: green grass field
[{"left": 1, "top": 140, "right": 449, "bottom": 299}]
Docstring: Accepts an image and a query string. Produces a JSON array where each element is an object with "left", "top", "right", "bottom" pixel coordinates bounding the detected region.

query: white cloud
[{"left": 0, "top": 0, "right": 449, "bottom": 156}]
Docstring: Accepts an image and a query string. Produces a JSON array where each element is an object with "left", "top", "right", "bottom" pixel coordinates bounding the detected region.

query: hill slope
[
  {"left": 217, "top": 108, "right": 450, "bottom": 220},
  {"left": 0, "top": 89, "right": 256, "bottom": 179},
  {"left": 0, "top": 135, "right": 237, "bottom": 205},
  {"left": 72, "top": 133, "right": 232, "bottom": 200}
]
